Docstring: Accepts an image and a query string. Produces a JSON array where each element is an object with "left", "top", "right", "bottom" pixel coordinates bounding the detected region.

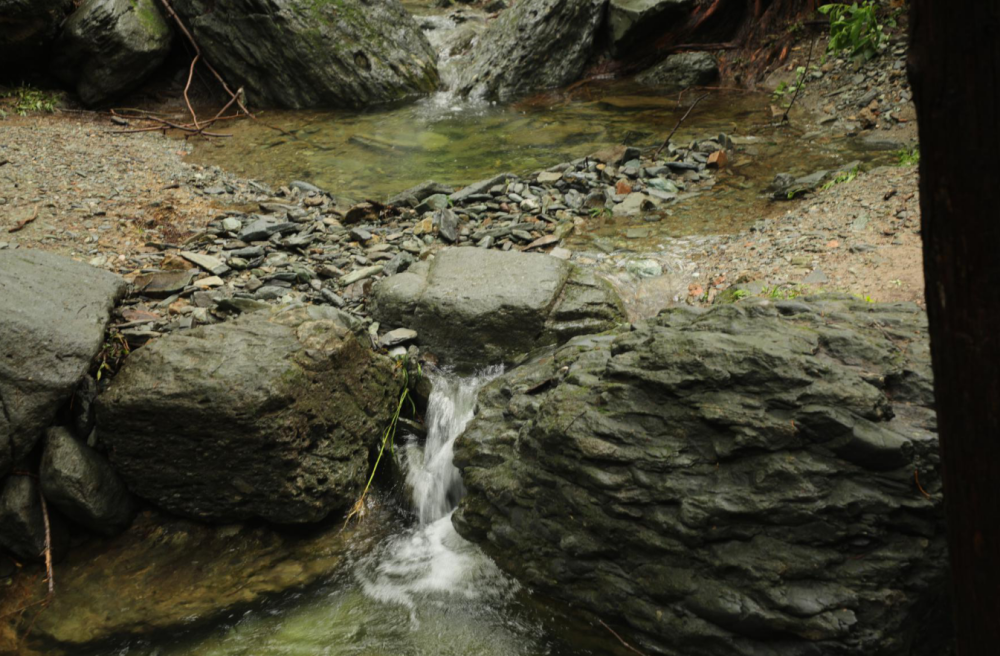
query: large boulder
[
  {"left": 454, "top": 0, "right": 607, "bottom": 101},
  {"left": 0, "top": 249, "right": 127, "bottom": 473},
  {"left": 636, "top": 51, "right": 719, "bottom": 91},
  {"left": 0, "top": 0, "right": 72, "bottom": 74},
  {"left": 51, "top": 0, "right": 174, "bottom": 105},
  {"left": 170, "top": 0, "right": 439, "bottom": 109},
  {"left": 371, "top": 248, "right": 625, "bottom": 368},
  {"left": 39, "top": 427, "right": 136, "bottom": 536},
  {"left": 96, "top": 305, "right": 402, "bottom": 524},
  {"left": 454, "top": 297, "right": 948, "bottom": 656},
  {"left": 607, "top": 0, "right": 694, "bottom": 50}
]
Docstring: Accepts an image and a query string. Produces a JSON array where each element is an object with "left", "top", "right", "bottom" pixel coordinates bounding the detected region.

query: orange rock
[
  {"left": 616, "top": 180, "right": 632, "bottom": 195},
  {"left": 707, "top": 150, "right": 728, "bottom": 169},
  {"left": 688, "top": 283, "right": 704, "bottom": 298},
  {"left": 160, "top": 253, "right": 192, "bottom": 270}
]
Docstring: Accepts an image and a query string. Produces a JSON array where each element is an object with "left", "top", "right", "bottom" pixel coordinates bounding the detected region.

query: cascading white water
[
  {"left": 354, "top": 367, "right": 510, "bottom": 620},
  {"left": 405, "top": 367, "right": 502, "bottom": 524}
]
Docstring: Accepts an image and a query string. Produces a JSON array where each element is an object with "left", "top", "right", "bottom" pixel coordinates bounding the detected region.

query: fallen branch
[
  {"left": 8, "top": 204, "right": 39, "bottom": 233},
  {"left": 38, "top": 491, "right": 54, "bottom": 597},
  {"left": 653, "top": 93, "right": 711, "bottom": 159},
  {"left": 599, "top": 619, "right": 650, "bottom": 656},
  {"left": 781, "top": 37, "right": 818, "bottom": 123},
  {"left": 183, "top": 53, "right": 202, "bottom": 130}
]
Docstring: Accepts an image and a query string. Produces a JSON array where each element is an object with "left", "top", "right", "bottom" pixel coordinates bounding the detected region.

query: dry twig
[
  {"left": 38, "top": 492, "right": 54, "bottom": 597},
  {"left": 781, "top": 37, "right": 818, "bottom": 123},
  {"left": 599, "top": 619, "right": 650, "bottom": 656}
]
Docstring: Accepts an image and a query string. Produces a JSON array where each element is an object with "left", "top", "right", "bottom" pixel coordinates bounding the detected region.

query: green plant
[
  {"left": 896, "top": 147, "right": 920, "bottom": 166},
  {"left": 95, "top": 331, "right": 131, "bottom": 381},
  {"left": 344, "top": 357, "right": 420, "bottom": 526},
  {"left": 821, "top": 165, "right": 860, "bottom": 191},
  {"left": 589, "top": 207, "right": 612, "bottom": 219},
  {"left": 732, "top": 289, "right": 749, "bottom": 300},
  {"left": 761, "top": 285, "right": 803, "bottom": 300},
  {"left": 0, "top": 86, "right": 58, "bottom": 118},
  {"left": 819, "top": 2, "right": 895, "bottom": 61}
]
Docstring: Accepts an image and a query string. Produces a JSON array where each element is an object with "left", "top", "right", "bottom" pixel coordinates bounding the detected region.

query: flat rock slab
[
  {"left": 0, "top": 249, "right": 126, "bottom": 471},
  {"left": 371, "top": 248, "right": 624, "bottom": 368},
  {"left": 97, "top": 305, "right": 401, "bottom": 524}
]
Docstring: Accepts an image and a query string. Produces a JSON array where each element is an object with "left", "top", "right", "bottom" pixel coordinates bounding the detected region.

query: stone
[
  {"left": 39, "top": 427, "right": 136, "bottom": 536},
  {"left": 133, "top": 269, "right": 196, "bottom": 297},
  {"left": 340, "top": 265, "right": 383, "bottom": 286},
  {"left": 537, "top": 171, "right": 564, "bottom": 183},
  {"left": 386, "top": 181, "right": 454, "bottom": 208},
  {"left": 613, "top": 192, "right": 660, "bottom": 216},
  {"left": 379, "top": 328, "right": 418, "bottom": 348},
  {"left": 349, "top": 227, "right": 372, "bottom": 243},
  {"left": 607, "top": 0, "right": 694, "bottom": 49},
  {"left": 707, "top": 149, "right": 728, "bottom": 168},
  {"left": 0, "top": 475, "right": 68, "bottom": 562},
  {"left": 0, "top": 250, "right": 126, "bottom": 470},
  {"left": 371, "top": 248, "right": 624, "bottom": 368},
  {"left": 454, "top": 0, "right": 607, "bottom": 101},
  {"left": 170, "top": 0, "right": 438, "bottom": 109},
  {"left": 804, "top": 268, "right": 830, "bottom": 284},
  {"left": 636, "top": 51, "right": 719, "bottom": 91},
  {"left": 96, "top": 305, "right": 402, "bottom": 524},
  {"left": 220, "top": 216, "right": 243, "bottom": 232},
  {"left": 415, "top": 193, "right": 449, "bottom": 214},
  {"left": 449, "top": 173, "right": 518, "bottom": 204},
  {"left": 179, "top": 250, "right": 230, "bottom": 276},
  {"left": 50, "top": 0, "right": 174, "bottom": 105},
  {"left": 454, "top": 297, "right": 945, "bottom": 656},
  {"left": 435, "top": 208, "right": 459, "bottom": 243}
]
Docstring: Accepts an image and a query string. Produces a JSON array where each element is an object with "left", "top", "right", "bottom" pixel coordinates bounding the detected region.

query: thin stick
[
  {"left": 38, "top": 492, "right": 54, "bottom": 597},
  {"left": 598, "top": 619, "right": 649, "bottom": 656},
  {"left": 653, "top": 93, "right": 710, "bottom": 159},
  {"left": 915, "top": 469, "right": 933, "bottom": 499},
  {"left": 183, "top": 54, "right": 202, "bottom": 130},
  {"left": 781, "top": 38, "right": 818, "bottom": 123}
]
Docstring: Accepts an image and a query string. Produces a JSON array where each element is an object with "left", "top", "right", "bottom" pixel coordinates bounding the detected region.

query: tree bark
[{"left": 908, "top": 2, "right": 1000, "bottom": 654}]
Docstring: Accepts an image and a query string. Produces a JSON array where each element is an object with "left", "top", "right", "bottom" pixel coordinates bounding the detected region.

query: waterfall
[
  {"left": 355, "top": 367, "right": 509, "bottom": 616},
  {"left": 405, "top": 366, "right": 502, "bottom": 524}
]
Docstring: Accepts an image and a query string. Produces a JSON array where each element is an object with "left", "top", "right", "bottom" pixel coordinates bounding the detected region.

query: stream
[{"left": 111, "top": 4, "right": 905, "bottom": 654}]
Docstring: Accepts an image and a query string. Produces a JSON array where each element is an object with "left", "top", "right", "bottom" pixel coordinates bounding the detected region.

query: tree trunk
[{"left": 908, "top": 2, "right": 1000, "bottom": 654}]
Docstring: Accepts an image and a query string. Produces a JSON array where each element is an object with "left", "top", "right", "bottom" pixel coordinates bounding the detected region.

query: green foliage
[
  {"left": 896, "top": 147, "right": 920, "bottom": 166},
  {"left": 95, "top": 331, "right": 131, "bottom": 381},
  {"left": 771, "top": 64, "right": 815, "bottom": 108},
  {"left": 821, "top": 166, "right": 860, "bottom": 191},
  {"left": 761, "top": 285, "right": 803, "bottom": 300},
  {"left": 819, "top": 2, "right": 895, "bottom": 61},
  {"left": 732, "top": 289, "right": 749, "bottom": 300},
  {"left": 0, "top": 86, "right": 59, "bottom": 118},
  {"left": 589, "top": 207, "right": 612, "bottom": 219}
]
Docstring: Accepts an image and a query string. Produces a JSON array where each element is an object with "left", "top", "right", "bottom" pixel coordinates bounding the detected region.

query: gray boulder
[
  {"left": 0, "top": 475, "right": 68, "bottom": 562},
  {"left": 454, "top": 0, "right": 607, "bottom": 101},
  {"left": 51, "top": 0, "right": 174, "bottom": 105},
  {"left": 40, "top": 427, "right": 136, "bottom": 536},
  {"left": 636, "top": 51, "right": 718, "bottom": 91},
  {"left": 371, "top": 248, "right": 624, "bottom": 368},
  {"left": 607, "top": 0, "right": 694, "bottom": 49},
  {"left": 0, "top": 0, "right": 72, "bottom": 73},
  {"left": 96, "top": 305, "right": 402, "bottom": 524},
  {"left": 171, "top": 0, "right": 439, "bottom": 109},
  {"left": 0, "top": 249, "right": 127, "bottom": 473},
  {"left": 454, "top": 297, "right": 947, "bottom": 656}
]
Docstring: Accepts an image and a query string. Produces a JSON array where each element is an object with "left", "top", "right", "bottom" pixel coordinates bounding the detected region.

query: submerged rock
[
  {"left": 636, "top": 51, "right": 719, "bottom": 91},
  {"left": 40, "top": 427, "right": 136, "bottom": 536},
  {"left": 0, "top": 249, "right": 127, "bottom": 472},
  {"left": 51, "top": 0, "right": 174, "bottom": 105},
  {"left": 97, "top": 305, "right": 402, "bottom": 524},
  {"left": 454, "top": 0, "right": 607, "bottom": 101},
  {"left": 0, "top": 476, "right": 68, "bottom": 562},
  {"left": 454, "top": 297, "right": 947, "bottom": 656},
  {"left": 371, "top": 248, "right": 624, "bottom": 368},
  {"left": 24, "top": 506, "right": 388, "bottom": 651},
  {"left": 171, "top": 0, "right": 439, "bottom": 108}
]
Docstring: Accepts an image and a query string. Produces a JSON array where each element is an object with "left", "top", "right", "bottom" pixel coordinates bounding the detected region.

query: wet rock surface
[
  {"left": 51, "top": 0, "right": 174, "bottom": 105},
  {"left": 0, "top": 475, "right": 68, "bottom": 563},
  {"left": 0, "top": 0, "right": 72, "bottom": 72},
  {"left": 637, "top": 51, "right": 719, "bottom": 91},
  {"left": 97, "top": 305, "right": 402, "bottom": 524},
  {"left": 607, "top": 0, "right": 693, "bottom": 50},
  {"left": 455, "top": 0, "right": 607, "bottom": 101},
  {"left": 454, "top": 297, "right": 946, "bottom": 656},
  {"left": 171, "top": 0, "right": 439, "bottom": 109},
  {"left": 0, "top": 249, "right": 127, "bottom": 469},
  {"left": 372, "top": 248, "right": 624, "bottom": 367},
  {"left": 24, "top": 507, "right": 387, "bottom": 652},
  {"left": 40, "top": 426, "right": 136, "bottom": 536}
]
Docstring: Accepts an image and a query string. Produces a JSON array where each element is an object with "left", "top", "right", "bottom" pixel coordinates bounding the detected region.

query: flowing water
[{"left": 106, "top": 369, "right": 623, "bottom": 656}]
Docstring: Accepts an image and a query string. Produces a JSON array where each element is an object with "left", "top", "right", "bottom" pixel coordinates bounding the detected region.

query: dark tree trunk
[{"left": 908, "top": 2, "right": 1000, "bottom": 654}]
